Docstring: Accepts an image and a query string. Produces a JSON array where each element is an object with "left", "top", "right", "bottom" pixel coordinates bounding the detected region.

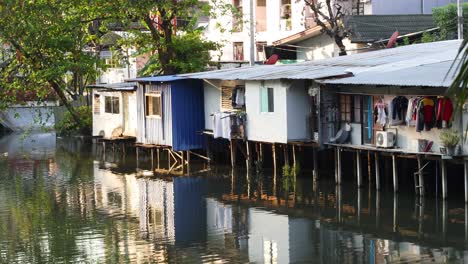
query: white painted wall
[
  {"left": 246, "top": 80, "right": 288, "bottom": 143},
  {"left": 286, "top": 80, "right": 309, "bottom": 141},
  {"left": 0, "top": 104, "right": 56, "bottom": 132},
  {"left": 203, "top": 80, "right": 222, "bottom": 130},
  {"left": 123, "top": 92, "right": 138, "bottom": 137},
  {"left": 92, "top": 90, "right": 124, "bottom": 138},
  {"left": 204, "top": 0, "right": 309, "bottom": 62},
  {"left": 296, "top": 35, "right": 361, "bottom": 61}
]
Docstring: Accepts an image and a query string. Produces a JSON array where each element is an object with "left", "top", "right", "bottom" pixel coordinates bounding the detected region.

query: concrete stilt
[
  {"left": 441, "top": 159, "right": 448, "bottom": 199},
  {"left": 230, "top": 140, "right": 236, "bottom": 168},
  {"left": 393, "top": 194, "right": 399, "bottom": 233},
  {"left": 376, "top": 191, "right": 381, "bottom": 228},
  {"left": 246, "top": 141, "right": 252, "bottom": 170},
  {"left": 272, "top": 144, "right": 277, "bottom": 174},
  {"left": 136, "top": 146, "right": 139, "bottom": 169},
  {"left": 392, "top": 154, "right": 398, "bottom": 193},
  {"left": 417, "top": 155, "right": 425, "bottom": 196},
  {"left": 284, "top": 144, "right": 290, "bottom": 167},
  {"left": 356, "top": 150, "right": 362, "bottom": 188},
  {"left": 464, "top": 160, "right": 468, "bottom": 203},
  {"left": 313, "top": 148, "right": 318, "bottom": 181},
  {"left": 336, "top": 147, "right": 342, "bottom": 185},
  {"left": 374, "top": 153, "right": 380, "bottom": 190}
]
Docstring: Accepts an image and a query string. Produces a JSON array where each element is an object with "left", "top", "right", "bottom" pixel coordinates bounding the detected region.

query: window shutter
[{"left": 221, "top": 86, "right": 234, "bottom": 110}]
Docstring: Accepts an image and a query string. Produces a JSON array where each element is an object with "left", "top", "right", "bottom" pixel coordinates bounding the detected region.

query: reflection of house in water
[{"left": 93, "top": 163, "right": 207, "bottom": 245}]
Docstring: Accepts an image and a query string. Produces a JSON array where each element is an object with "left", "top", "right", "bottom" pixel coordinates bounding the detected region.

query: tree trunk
[
  {"left": 49, "top": 80, "right": 82, "bottom": 126},
  {"left": 335, "top": 36, "right": 348, "bottom": 56}
]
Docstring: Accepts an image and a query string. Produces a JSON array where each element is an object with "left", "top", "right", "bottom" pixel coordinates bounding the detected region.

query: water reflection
[{"left": 0, "top": 135, "right": 468, "bottom": 263}]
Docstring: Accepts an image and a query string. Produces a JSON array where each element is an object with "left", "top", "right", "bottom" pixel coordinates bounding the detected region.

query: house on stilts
[
  {"left": 128, "top": 75, "right": 207, "bottom": 174},
  {"left": 91, "top": 82, "right": 138, "bottom": 145},
  {"left": 183, "top": 39, "right": 465, "bottom": 200}
]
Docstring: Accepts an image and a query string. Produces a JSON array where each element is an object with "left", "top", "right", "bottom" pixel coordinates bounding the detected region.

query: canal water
[{"left": 0, "top": 133, "right": 467, "bottom": 263}]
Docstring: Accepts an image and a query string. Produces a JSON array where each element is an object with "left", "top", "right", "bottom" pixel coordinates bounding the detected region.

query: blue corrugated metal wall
[{"left": 171, "top": 79, "right": 205, "bottom": 151}]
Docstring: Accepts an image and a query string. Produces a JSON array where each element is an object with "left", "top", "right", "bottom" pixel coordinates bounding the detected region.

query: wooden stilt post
[
  {"left": 441, "top": 159, "right": 448, "bottom": 199},
  {"left": 259, "top": 143, "right": 264, "bottom": 162},
  {"left": 246, "top": 140, "right": 252, "bottom": 170},
  {"left": 357, "top": 188, "right": 362, "bottom": 225},
  {"left": 356, "top": 150, "right": 362, "bottom": 188},
  {"left": 442, "top": 200, "right": 448, "bottom": 241},
  {"left": 464, "top": 160, "right": 468, "bottom": 203},
  {"left": 313, "top": 147, "right": 318, "bottom": 182},
  {"left": 206, "top": 135, "right": 212, "bottom": 167},
  {"left": 367, "top": 151, "right": 372, "bottom": 183},
  {"left": 336, "top": 147, "right": 342, "bottom": 185},
  {"left": 157, "top": 149, "right": 160, "bottom": 170},
  {"left": 392, "top": 154, "right": 398, "bottom": 193},
  {"left": 187, "top": 151, "right": 191, "bottom": 175},
  {"left": 103, "top": 142, "right": 106, "bottom": 161},
  {"left": 374, "top": 153, "right": 380, "bottom": 190},
  {"left": 292, "top": 145, "right": 297, "bottom": 168},
  {"left": 151, "top": 148, "right": 154, "bottom": 171},
  {"left": 336, "top": 185, "right": 342, "bottom": 224},
  {"left": 417, "top": 155, "right": 425, "bottom": 196},
  {"left": 230, "top": 140, "right": 236, "bottom": 168},
  {"left": 136, "top": 146, "right": 139, "bottom": 169},
  {"left": 167, "top": 149, "right": 171, "bottom": 169},
  {"left": 272, "top": 143, "right": 277, "bottom": 175}
]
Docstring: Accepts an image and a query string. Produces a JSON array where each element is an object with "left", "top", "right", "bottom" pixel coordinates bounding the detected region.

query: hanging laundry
[
  {"left": 221, "top": 112, "right": 232, "bottom": 139},
  {"left": 235, "top": 87, "right": 245, "bottom": 107},
  {"left": 390, "top": 96, "right": 408, "bottom": 125},
  {"left": 213, "top": 112, "right": 222, "bottom": 138},
  {"left": 231, "top": 89, "right": 238, "bottom": 108},
  {"left": 436, "top": 97, "right": 454, "bottom": 128},
  {"left": 374, "top": 100, "right": 388, "bottom": 127},
  {"left": 416, "top": 97, "right": 436, "bottom": 132},
  {"left": 406, "top": 97, "right": 416, "bottom": 126}
]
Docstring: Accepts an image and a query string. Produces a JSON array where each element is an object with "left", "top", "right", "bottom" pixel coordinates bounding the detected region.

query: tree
[
  {"left": 111, "top": 0, "right": 231, "bottom": 75},
  {"left": 302, "top": 0, "right": 351, "bottom": 56},
  {"left": 0, "top": 0, "right": 111, "bottom": 124}
]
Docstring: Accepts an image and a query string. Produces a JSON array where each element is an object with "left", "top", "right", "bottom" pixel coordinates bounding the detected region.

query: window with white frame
[
  {"left": 260, "top": 86, "right": 274, "bottom": 113},
  {"left": 145, "top": 92, "right": 162, "bottom": 118}
]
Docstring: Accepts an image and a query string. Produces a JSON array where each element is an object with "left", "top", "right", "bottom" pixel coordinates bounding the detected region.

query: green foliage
[
  {"left": 139, "top": 31, "right": 218, "bottom": 76},
  {"left": 0, "top": 0, "right": 110, "bottom": 107},
  {"left": 282, "top": 162, "right": 300, "bottom": 193},
  {"left": 421, "top": 32, "right": 436, "bottom": 43},
  {"left": 55, "top": 106, "right": 92, "bottom": 136},
  {"left": 440, "top": 129, "right": 460, "bottom": 147},
  {"left": 110, "top": 0, "right": 235, "bottom": 75},
  {"left": 433, "top": 3, "right": 468, "bottom": 40}
]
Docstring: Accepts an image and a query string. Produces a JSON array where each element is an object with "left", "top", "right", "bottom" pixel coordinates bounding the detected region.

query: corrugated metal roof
[
  {"left": 89, "top": 82, "right": 137, "bottom": 91},
  {"left": 127, "top": 75, "right": 186, "bottom": 82},
  {"left": 182, "top": 40, "right": 462, "bottom": 86},
  {"left": 323, "top": 41, "right": 462, "bottom": 87}
]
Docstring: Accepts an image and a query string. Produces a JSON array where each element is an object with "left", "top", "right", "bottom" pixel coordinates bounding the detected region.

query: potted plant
[{"left": 440, "top": 130, "right": 460, "bottom": 156}]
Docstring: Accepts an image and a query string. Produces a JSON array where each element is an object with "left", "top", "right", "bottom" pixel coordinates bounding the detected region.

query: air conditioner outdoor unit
[{"left": 376, "top": 131, "right": 395, "bottom": 148}]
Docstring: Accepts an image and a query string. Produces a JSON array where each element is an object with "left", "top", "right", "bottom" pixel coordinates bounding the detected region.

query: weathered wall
[
  {"left": 296, "top": 35, "right": 362, "bottom": 61},
  {"left": 92, "top": 90, "right": 124, "bottom": 138},
  {"left": 203, "top": 80, "right": 221, "bottom": 131},
  {"left": 122, "top": 92, "right": 137, "bottom": 137},
  {"left": 136, "top": 83, "right": 173, "bottom": 146},
  {"left": 286, "top": 80, "right": 310, "bottom": 141},
  {"left": 245, "top": 80, "right": 288, "bottom": 143},
  {"left": 0, "top": 103, "right": 56, "bottom": 132}
]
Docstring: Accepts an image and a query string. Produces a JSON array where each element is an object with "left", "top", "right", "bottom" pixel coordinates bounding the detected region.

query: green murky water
[{"left": 0, "top": 133, "right": 467, "bottom": 263}]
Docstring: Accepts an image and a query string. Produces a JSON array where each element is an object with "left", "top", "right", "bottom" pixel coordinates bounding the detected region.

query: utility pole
[
  {"left": 421, "top": 0, "right": 424, "bottom": 14},
  {"left": 249, "top": 0, "right": 255, "bottom": 66},
  {"left": 458, "top": 0, "right": 464, "bottom": 40}
]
